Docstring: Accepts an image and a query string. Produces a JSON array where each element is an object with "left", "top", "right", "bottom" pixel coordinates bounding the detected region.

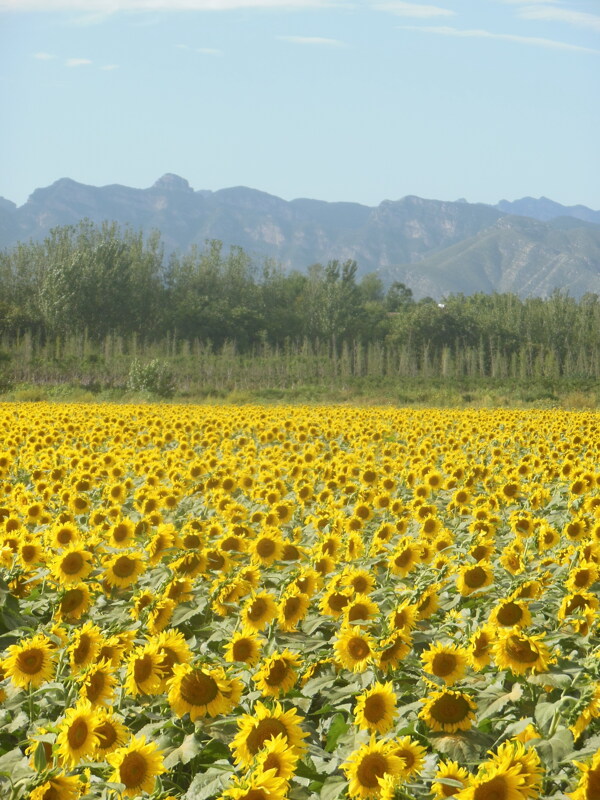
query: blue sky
[{"left": 1, "top": 0, "right": 598, "bottom": 209}]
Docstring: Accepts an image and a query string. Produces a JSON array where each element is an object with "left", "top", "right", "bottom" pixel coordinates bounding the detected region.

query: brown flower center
[
  {"left": 134, "top": 654, "right": 154, "bottom": 684},
  {"left": 120, "top": 752, "right": 147, "bottom": 788},
  {"left": 246, "top": 719, "right": 287, "bottom": 755},
  {"left": 257, "top": 538, "right": 276, "bottom": 558},
  {"left": 61, "top": 588, "right": 86, "bottom": 614},
  {"left": 364, "top": 694, "right": 386, "bottom": 723},
  {"left": 431, "top": 653, "right": 458, "bottom": 677},
  {"left": 180, "top": 670, "right": 219, "bottom": 707},
  {"left": 112, "top": 556, "right": 136, "bottom": 578},
  {"left": 464, "top": 567, "right": 487, "bottom": 588},
  {"left": 265, "top": 659, "right": 289, "bottom": 687},
  {"left": 232, "top": 638, "right": 255, "bottom": 662},
  {"left": 61, "top": 552, "right": 84, "bottom": 575},
  {"left": 505, "top": 636, "right": 539, "bottom": 664},
  {"left": 497, "top": 602, "right": 524, "bottom": 626},
  {"left": 17, "top": 648, "right": 44, "bottom": 674},
  {"left": 247, "top": 599, "right": 267, "bottom": 622},
  {"left": 67, "top": 718, "right": 90, "bottom": 749},
  {"left": 96, "top": 721, "right": 117, "bottom": 750},
  {"left": 356, "top": 753, "right": 389, "bottom": 789},
  {"left": 328, "top": 593, "right": 350, "bottom": 612},
  {"left": 431, "top": 693, "right": 470, "bottom": 724},
  {"left": 347, "top": 636, "right": 370, "bottom": 661}
]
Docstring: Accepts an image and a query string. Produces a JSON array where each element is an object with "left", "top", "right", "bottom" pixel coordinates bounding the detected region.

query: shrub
[{"left": 127, "top": 359, "right": 176, "bottom": 398}]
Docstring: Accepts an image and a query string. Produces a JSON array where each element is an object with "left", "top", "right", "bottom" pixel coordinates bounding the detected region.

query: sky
[{"left": 0, "top": 0, "right": 599, "bottom": 210}]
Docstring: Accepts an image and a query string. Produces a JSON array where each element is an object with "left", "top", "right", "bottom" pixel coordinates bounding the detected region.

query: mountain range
[{"left": 1, "top": 174, "right": 598, "bottom": 299}]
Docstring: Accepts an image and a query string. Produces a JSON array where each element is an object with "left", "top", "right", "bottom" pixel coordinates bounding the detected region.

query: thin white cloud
[
  {"left": 0, "top": 0, "right": 339, "bottom": 10},
  {"left": 278, "top": 35, "right": 346, "bottom": 45},
  {"left": 518, "top": 6, "right": 600, "bottom": 33},
  {"left": 33, "top": 52, "right": 56, "bottom": 59},
  {"left": 398, "top": 24, "right": 600, "bottom": 53},
  {"left": 65, "top": 57, "right": 93, "bottom": 66},
  {"left": 374, "top": 1, "right": 454, "bottom": 18},
  {"left": 100, "top": 63, "right": 119, "bottom": 69}
]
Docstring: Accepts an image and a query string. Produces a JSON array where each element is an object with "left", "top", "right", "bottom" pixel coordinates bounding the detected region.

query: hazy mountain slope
[
  {"left": 0, "top": 175, "right": 504, "bottom": 272},
  {"left": 496, "top": 197, "right": 600, "bottom": 225},
  {"left": 0, "top": 175, "right": 598, "bottom": 297},
  {"left": 381, "top": 215, "right": 600, "bottom": 299}
]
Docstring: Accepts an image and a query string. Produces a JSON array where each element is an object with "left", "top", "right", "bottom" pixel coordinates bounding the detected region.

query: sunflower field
[{"left": 1, "top": 403, "right": 600, "bottom": 800}]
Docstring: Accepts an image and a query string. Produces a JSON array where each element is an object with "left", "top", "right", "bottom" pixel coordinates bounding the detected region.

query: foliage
[
  {"left": 127, "top": 358, "right": 175, "bottom": 398},
  {"left": 1, "top": 223, "right": 599, "bottom": 382}
]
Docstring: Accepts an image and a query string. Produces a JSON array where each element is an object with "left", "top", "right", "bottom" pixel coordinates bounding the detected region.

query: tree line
[{"left": 1, "top": 220, "right": 599, "bottom": 379}]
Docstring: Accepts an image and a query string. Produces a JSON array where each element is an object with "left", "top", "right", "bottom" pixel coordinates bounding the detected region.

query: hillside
[{"left": 0, "top": 175, "right": 598, "bottom": 298}]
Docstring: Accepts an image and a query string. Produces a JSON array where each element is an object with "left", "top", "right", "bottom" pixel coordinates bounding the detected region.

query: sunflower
[
  {"left": 559, "top": 591, "right": 599, "bottom": 622},
  {"left": 3, "top": 633, "right": 55, "bottom": 689},
  {"left": 277, "top": 590, "right": 310, "bottom": 632},
  {"left": 56, "top": 701, "right": 100, "bottom": 766},
  {"left": 377, "top": 631, "right": 412, "bottom": 672},
  {"left": 50, "top": 546, "right": 94, "bottom": 586},
  {"left": 103, "top": 551, "right": 146, "bottom": 589},
  {"left": 168, "top": 662, "right": 242, "bottom": 721},
  {"left": 224, "top": 629, "right": 263, "bottom": 666},
  {"left": 147, "top": 527, "right": 177, "bottom": 566},
  {"left": 320, "top": 587, "right": 353, "bottom": 618},
  {"left": 568, "top": 751, "right": 600, "bottom": 800},
  {"left": 105, "top": 518, "right": 136, "bottom": 548},
  {"left": 164, "top": 576, "right": 194, "bottom": 604},
  {"left": 569, "top": 563, "right": 600, "bottom": 594},
  {"left": 455, "top": 762, "right": 526, "bottom": 800},
  {"left": 344, "top": 595, "right": 380, "bottom": 627},
  {"left": 97, "top": 635, "right": 127, "bottom": 668},
  {"left": 146, "top": 597, "right": 176, "bottom": 634},
  {"left": 154, "top": 629, "right": 193, "bottom": 686},
  {"left": 255, "top": 733, "right": 300, "bottom": 782},
  {"left": 389, "top": 539, "right": 421, "bottom": 577},
  {"left": 241, "top": 591, "right": 279, "bottom": 631},
  {"left": 456, "top": 562, "right": 494, "bottom": 596},
  {"left": 220, "top": 769, "right": 288, "bottom": 800},
  {"left": 492, "top": 629, "right": 554, "bottom": 676},
  {"left": 68, "top": 622, "right": 103, "bottom": 672},
  {"left": 431, "top": 760, "right": 470, "bottom": 798},
  {"left": 130, "top": 590, "right": 154, "bottom": 621},
  {"left": 489, "top": 600, "right": 532, "bottom": 629},
  {"left": 354, "top": 681, "right": 397, "bottom": 734},
  {"left": 124, "top": 646, "right": 165, "bottom": 696},
  {"left": 251, "top": 532, "right": 284, "bottom": 566},
  {"left": 230, "top": 700, "right": 308, "bottom": 768},
  {"left": 292, "top": 567, "right": 321, "bottom": 597},
  {"left": 389, "top": 601, "right": 418, "bottom": 633},
  {"left": 469, "top": 625, "right": 495, "bottom": 671},
  {"left": 253, "top": 649, "right": 300, "bottom": 697},
  {"left": 415, "top": 584, "right": 441, "bottom": 620},
  {"left": 56, "top": 583, "right": 92, "bottom": 621},
  {"left": 335, "top": 626, "right": 376, "bottom": 672},
  {"left": 78, "top": 659, "right": 116, "bottom": 707},
  {"left": 29, "top": 774, "right": 81, "bottom": 800},
  {"left": 421, "top": 642, "right": 469, "bottom": 686},
  {"left": 342, "top": 736, "right": 405, "bottom": 799},
  {"left": 420, "top": 689, "right": 477, "bottom": 733},
  {"left": 343, "top": 568, "right": 376, "bottom": 596},
  {"left": 18, "top": 539, "right": 45, "bottom": 569},
  {"left": 487, "top": 740, "right": 543, "bottom": 798},
  {"left": 93, "top": 709, "right": 129, "bottom": 758},
  {"left": 389, "top": 736, "right": 428, "bottom": 779},
  {"left": 106, "top": 735, "right": 166, "bottom": 798}
]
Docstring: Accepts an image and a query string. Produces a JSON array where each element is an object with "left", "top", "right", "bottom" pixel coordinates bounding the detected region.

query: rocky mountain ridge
[{"left": 0, "top": 175, "right": 598, "bottom": 298}]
